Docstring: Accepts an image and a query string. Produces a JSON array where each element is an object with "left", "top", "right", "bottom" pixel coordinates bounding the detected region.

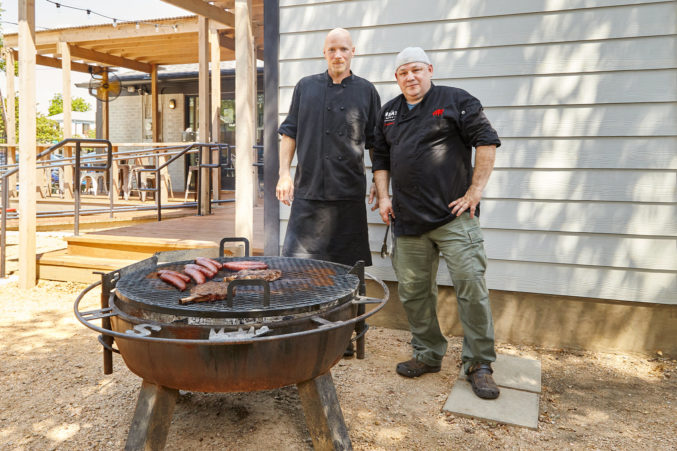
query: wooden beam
[
  {"left": 68, "top": 44, "right": 153, "bottom": 73},
  {"left": 210, "top": 26, "right": 222, "bottom": 201},
  {"left": 11, "top": 49, "right": 94, "bottom": 74},
  {"left": 18, "top": 0, "right": 37, "bottom": 288},
  {"left": 59, "top": 41, "right": 74, "bottom": 199},
  {"left": 161, "top": 0, "right": 235, "bottom": 27},
  {"left": 198, "top": 16, "right": 211, "bottom": 215},
  {"left": 235, "top": 0, "right": 256, "bottom": 243},
  {"left": 3, "top": 17, "right": 202, "bottom": 47},
  {"left": 218, "top": 32, "right": 263, "bottom": 60}
]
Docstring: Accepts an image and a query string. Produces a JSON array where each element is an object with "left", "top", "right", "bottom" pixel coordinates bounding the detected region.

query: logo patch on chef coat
[
  {"left": 432, "top": 108, "right": 444, "bottom": 117},
  {"left": 384, "top": 110, "right": 397, "bottom": 126}
]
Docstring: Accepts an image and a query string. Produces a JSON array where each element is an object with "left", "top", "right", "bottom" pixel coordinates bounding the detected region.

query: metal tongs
[{"left": 380, "top": 215, "right": 394, "bottom": 258}]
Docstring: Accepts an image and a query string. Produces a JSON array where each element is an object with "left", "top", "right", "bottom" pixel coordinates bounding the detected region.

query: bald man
[{"left": 277, "top": 28, "right": 381, "bottom": 275}]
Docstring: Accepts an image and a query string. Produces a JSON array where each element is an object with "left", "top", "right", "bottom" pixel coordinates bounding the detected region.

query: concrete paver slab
[{"left": 443, "top": 379, "right": 540, "bottom": 429}]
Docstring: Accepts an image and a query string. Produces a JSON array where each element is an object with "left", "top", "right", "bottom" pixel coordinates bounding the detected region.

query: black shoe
[
  {"left": 396, "top": 357, "right": 441, "bottom": 378},
  {"left": 467, "top": 363, "right": 500, "bottom": 399}
]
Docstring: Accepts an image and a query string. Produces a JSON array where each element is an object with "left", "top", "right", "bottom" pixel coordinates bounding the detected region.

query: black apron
[{"left": 282, "top": 198, "right": 372, "bottom": 267}]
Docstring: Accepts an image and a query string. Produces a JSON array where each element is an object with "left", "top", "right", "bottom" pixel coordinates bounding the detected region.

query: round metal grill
[{"left": 114, "top": 257, "right": 360, "bottom": 318}]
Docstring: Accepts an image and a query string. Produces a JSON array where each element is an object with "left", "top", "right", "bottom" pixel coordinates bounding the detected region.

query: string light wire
[{"left": 43, "top": 0, "right": 179, "bottom": 32}]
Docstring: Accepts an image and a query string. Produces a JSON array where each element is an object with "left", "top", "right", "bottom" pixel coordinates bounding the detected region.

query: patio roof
[{"left": 2, "top": 4, "right": 263, "bottom": 72}]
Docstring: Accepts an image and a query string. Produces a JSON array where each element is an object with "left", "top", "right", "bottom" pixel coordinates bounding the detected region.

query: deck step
[
  {"left": 37, "top": 234, "right": 229, "bottom": 283},
  {"left": 37, "top": 249, "right": 139, "bottom": 283},
  {"left": 63, "top": 234, "right": 219, "bottom": 259}
]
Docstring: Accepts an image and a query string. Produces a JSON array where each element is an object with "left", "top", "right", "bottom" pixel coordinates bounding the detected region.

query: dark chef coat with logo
[
  {"left": 278, "top": 71, "right": 381, "bottom": 265},
  {"left": 372, "top": 84, "right": 501, "bottom": 237}
]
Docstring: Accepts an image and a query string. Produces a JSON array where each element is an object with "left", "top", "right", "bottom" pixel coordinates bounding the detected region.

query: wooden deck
[{"left": 88, "top": 201, "right": 265, "bottom": 253}]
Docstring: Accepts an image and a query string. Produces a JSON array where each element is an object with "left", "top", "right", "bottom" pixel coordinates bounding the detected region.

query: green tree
[
  {"left": 0, "top": 95, "right": 64, "bottom": 144},
  {"left": 47, "top": 93, "right": 92, "bottom": 116}
]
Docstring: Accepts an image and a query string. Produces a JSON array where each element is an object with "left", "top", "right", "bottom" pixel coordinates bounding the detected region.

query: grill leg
[
  {"left": 297, "top": 372, "right": 353, "bottom": 451},
  {"left": 125, "top": 381, "right": 179, "bottom": 451}
]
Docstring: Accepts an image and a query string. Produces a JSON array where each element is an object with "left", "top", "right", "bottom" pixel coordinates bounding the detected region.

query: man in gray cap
[{"left": 371, "top": 47, "right": 502, "bottom": 399}]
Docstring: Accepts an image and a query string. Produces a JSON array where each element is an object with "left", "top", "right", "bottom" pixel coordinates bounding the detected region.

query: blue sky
[{"left": 1, "top": 0, "right": 190, "bottom": 114}]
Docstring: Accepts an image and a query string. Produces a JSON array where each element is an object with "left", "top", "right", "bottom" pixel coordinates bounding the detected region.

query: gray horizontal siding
[
  {"left": 280, "top": 2, "right": 676, "bottom": 58},
  {"left": 279, "top": 0, "right": 677, "bottom": 304}
]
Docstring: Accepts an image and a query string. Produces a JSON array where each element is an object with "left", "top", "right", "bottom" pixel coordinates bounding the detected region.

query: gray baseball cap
[{"left": 395, "top": 47, "right": 431, "bottom": 70}]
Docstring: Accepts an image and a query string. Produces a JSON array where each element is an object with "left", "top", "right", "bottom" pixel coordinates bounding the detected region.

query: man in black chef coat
[
  {"left": 372, "top": 47, "right": 501, "bottom": 399},
  {"left": 277, "top": 28, "right": 380, "bottom": 269}
]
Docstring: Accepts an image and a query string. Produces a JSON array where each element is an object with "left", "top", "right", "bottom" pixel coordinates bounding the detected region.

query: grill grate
[{"left": 114, "top": 257, "right": 360, "bottom": 318}]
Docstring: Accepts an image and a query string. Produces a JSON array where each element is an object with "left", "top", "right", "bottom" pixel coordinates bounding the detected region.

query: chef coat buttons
[
  {"left": 338, "top": 156, "right": 343, "bottom": 160},
  {"left": 338, "top": 132, "right": 343, "bottom": 136},
  {"left": 340, "top": 106, "right": 345, "bottom": 110},
  {"left": 461, "top": 110, "right": 466, "bottom": 114},
  {"left": 325, "top": 130, "right": 330, "bottom": 134},
  {"left": 327, "top": 106, "right": 331, "bottom": 111}
]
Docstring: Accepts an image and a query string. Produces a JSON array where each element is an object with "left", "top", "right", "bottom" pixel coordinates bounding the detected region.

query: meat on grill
[
  {"left": 223, "top": 269, "right": 282, "bottom": 283},
  {"left": 157, "top": 269, "right": 190, "bottom": 283},
  {"left": 180, "top": 281, "right": 232, "bottom": 304},
  {"left": 184, "top": 266, "right": 206, "bottom": 284},
  {"left": 185, "top": 263, "right": 216, "bottom": 278},
  {"left": 159, "top": 272, "right": 187, "bottom": 291},
  {"left": 222, "top": 261, "right": 268, "bottom": 271},
  {"left": 195, "top": 257, "right": 221, "bottom": 272}
]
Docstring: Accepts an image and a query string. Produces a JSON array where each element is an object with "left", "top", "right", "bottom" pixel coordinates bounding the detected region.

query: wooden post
[
  {"left": 209, "top": 26, "right": 221, "bottom": 201},
  {"left": 101, "top": 69, "right": 109, "bottom": 140},
  {"left": 59, "top": 41, "right": 73, "bottom": 199},
  {"left": 111, "top": 146, "right": 120, "bottom": 202},
  {"left": 4, "top": 48, "right": 17, "bottom": 198},
  {"left": 198, "top": 17, "right": 211, "bottom": 215},
  {"left": 151, "top": 64, "right": 159, "bottom": 143},
  {"left": 124, "top": 381, "right": 178, "bottom": 451},
  {"left": 151, "top": 65, "right": 169, "bottom": 203},
  {"left": 297, "top": 373, "right": 353, "bottom": 451},
  {"left": 18, "top": 0, "right": 37, "bottom": 289},
  {"left": 235, "top": 0, "right": 255, "bottom": 244}
]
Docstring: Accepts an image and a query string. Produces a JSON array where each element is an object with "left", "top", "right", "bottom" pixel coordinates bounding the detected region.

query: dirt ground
[{"left": 1, "top": 231, "right": 676, "bottom": 450}]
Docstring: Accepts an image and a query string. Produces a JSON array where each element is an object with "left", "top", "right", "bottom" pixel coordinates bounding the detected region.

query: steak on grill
[
  {"left": 223, "top": 269, "right": 282, "bottom": 283},
  {"left": 180, "top": 281, "right": 232, "bottom": 304}
]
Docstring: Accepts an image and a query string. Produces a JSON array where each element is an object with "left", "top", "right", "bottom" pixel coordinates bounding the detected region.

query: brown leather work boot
[
  {"left": 396, "top": 357, "right": 441, "bottom": 378},
  {"left": 467, "top": 363, "right": 500, "bottom": 399}
]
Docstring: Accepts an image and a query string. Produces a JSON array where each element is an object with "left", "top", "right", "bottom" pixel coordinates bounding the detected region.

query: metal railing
[
  {"left": 136, "top": 143, "right": 233, "bottom": 221},
  {"left": 1, "top": 138, "right": 113, "bottom": 278},
  {"left": 0, "top": 140, "right": 238, "bottom": 278}
]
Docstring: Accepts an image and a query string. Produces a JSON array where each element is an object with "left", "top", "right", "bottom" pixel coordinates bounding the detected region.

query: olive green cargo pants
[{"left": 392, "top": 213, "right": 496, "bottom": 374}]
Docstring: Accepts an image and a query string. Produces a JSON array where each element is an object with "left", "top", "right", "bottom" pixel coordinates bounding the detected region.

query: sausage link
[
  {"left": 195, "top": 257, "right": 223, "bottom": 269},
  {"left": 195, "top": 257, "right": 220, "bottom": 273},
  {"left": 159, "top": 272, "right": 187, "bottom": 291},
  {"left": 184, "top": 267, "right": 206, "bottom": 284},
  {"left": 158, "top": 269, "right": 191, "bottom": 283},
  {"left": 185, "top": 263, "right": 216, "bottom": 278}
]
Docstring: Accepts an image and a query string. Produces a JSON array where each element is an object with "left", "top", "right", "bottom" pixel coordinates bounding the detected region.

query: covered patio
[{"left": 2, "top": 0, "right": 279, "bottom": 289}]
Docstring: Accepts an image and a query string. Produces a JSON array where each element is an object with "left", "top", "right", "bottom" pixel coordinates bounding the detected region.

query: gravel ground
[{"left": 0, "top": 232, "right": 676, "bottom": 450}]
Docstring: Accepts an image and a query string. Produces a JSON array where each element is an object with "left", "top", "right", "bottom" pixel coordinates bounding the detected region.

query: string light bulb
[
  {"left": 173, "top": 24, "right": 178, "bottom": 32},
  {"left": 135, "top": 22, "right": 140, "bottom": 30},
  {"left": 112, "top": 19, "right": 117, "bottom": 28},
  {"left": 155, "top": 24, "right": 159, "bottom": 32}
]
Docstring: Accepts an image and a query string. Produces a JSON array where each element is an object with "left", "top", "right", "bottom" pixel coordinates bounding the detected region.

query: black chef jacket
[
  {"left": 372, "top": 84, "right": 501, "bottom": 237},
  {"left": 278, "top": 71, "right": 381, "bottom": 201}
]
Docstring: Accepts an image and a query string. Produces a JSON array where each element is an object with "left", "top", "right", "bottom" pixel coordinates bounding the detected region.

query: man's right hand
[
  {"left": 378, "top": 197, "right": 394, "bottom": 224},
  {"left": 276, "top": 175, "right": 294, "bottom": 206}
]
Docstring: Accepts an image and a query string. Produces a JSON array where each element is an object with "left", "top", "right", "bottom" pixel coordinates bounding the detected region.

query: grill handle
[
  {"left": 220, "top": 237, "right": 250, "bottom": 258},
  {"left": 227, "top": 278, "right": 270, "bottom": 307}
]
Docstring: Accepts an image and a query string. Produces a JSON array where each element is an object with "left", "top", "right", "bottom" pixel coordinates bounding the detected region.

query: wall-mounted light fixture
[{"left": 168, "top": 99, "right": 176, "bottom": 109}]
